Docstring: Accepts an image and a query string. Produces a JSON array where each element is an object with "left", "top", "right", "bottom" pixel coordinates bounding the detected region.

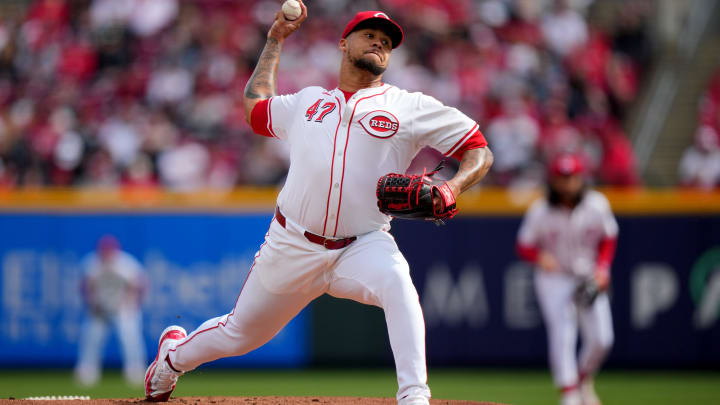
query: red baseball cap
[
  {"left": 549, "top": 154, "right": 584, "bottom": 177},
  {"left": 342, "top": 11, "right": 404, "bottom": 49},
  {"left": 97, "top": 234, "right": 120, "bottom": 252}
]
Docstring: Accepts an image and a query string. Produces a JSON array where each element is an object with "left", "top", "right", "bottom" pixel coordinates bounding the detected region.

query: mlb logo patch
[{"left": 359, "top": 110, "right": 400, "bottom": 138}]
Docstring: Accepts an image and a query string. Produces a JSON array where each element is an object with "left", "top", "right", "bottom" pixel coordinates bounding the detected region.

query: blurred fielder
[
  {"left": 516, "top": 154, "right": 618, "bottom": 405},
  {"left": 143, "top": 1, "right": 493, "bottom": 404},
  {"left": 74, "top": 235, "right": 147, "bottom": 387}
]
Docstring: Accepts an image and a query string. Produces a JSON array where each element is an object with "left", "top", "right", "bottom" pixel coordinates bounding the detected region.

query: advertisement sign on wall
[
  {"left": 0, "top": 213, "right": 309, "bottom": 367},
  {"left": 391, "top": 216, "right": 720, "bottom": 367},
  {"left": 1, "top": 211, "right": 719, "bottom": 368}
]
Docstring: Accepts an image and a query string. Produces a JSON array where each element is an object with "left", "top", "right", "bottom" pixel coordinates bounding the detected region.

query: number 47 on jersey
[{"left": 305, "top": 99, "right": 336, "bottom": 123}]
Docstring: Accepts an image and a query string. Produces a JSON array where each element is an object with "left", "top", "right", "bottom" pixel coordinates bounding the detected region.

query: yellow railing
[{"left": 0, "top": 187, "right": 719, "bottom": 215}]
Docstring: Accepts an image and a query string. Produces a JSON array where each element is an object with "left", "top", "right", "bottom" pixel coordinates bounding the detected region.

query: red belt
[{"left": 275, "top": 207, "right": 356, "bottom": 250}]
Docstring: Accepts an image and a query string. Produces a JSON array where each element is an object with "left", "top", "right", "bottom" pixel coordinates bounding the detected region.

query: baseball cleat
[
  {"left": 145, "top": 326, "right": 187, "bottom": 402},
  {"left": 398, "top": 395, "right": 430, "bottom": 405},
  {"left": 580, "top": 378, "right": 602, "bottom": 405},
  {"left": 560, "top": 388, "right": 583, "bottom": 405}
]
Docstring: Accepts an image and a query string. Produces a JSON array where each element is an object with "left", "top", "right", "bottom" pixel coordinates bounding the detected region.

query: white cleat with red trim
[
  {"left": 560, "top": 389, "right": 583, "bottom": 405},
  {"left": 580, "top": 378, "right": 602, "bottom": 405},
  {"left": 398, "top": 395, "right": 429, "bottom": 405},
  {"left": 145, "top": 326, "right": 187, "bottom": 402}
]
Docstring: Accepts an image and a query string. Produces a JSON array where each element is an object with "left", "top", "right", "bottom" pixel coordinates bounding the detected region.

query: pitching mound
[{"left": 1, "top": 396, "right": 507, "bottom": 404}]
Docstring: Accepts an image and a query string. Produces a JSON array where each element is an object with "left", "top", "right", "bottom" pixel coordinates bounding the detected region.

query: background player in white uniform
[
  {"left": 516, "top": 154, "right": 618, "bottom": 405},
  {"left": 75, "top": 235, "right": 147, "bottom": 387},
  {"left": 144, "top": 3, "right": 493, "bottom": 405}
]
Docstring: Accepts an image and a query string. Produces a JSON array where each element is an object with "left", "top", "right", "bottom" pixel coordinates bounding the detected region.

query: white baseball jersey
[
  {"left": 77, "top": 250, "right": 147, "bottom": 386},
  {"left": 82, "top": 251, "right": 144, "bottom": 315},
  {"left": 252, "top": 83, "right": 480, "bottom": 237},
  {"left": 517, "top": 190, "right": 618, "bottom": 276}
]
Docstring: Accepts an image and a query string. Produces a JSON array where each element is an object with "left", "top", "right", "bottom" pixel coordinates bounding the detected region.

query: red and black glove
[{"left": 376, "top": 170, "right": 457, "bottom": 225}]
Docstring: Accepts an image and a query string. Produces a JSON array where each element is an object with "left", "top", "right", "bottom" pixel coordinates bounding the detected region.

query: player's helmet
[
  {"left": 548, "top": 153, "right": 585, "bottom": 178},
  {"left": 97, "top": 234, "right": 120, "bottom": 253},
  {"left": 547, "top": 153, "right": 586, "bottom": 207}
]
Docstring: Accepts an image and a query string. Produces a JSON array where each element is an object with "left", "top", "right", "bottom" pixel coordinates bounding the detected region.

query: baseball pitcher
[{"left": 144, "top": 3, "right": 493, "bottom": 404}]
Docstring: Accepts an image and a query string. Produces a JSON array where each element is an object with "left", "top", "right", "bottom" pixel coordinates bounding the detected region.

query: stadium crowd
[
  {"left": 679, "top": 67, "right": 720, "bottom": 190},
  {"left": 0, "top": 0, "right": 651, "bottom": 190}
]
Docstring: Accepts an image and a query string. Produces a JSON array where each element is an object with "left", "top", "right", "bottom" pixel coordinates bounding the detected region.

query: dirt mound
[{"left": 1, "top": 396, "right": 507, "bottom": 405}]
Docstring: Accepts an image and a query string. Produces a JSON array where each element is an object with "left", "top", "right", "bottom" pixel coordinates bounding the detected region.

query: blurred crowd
[
  {"left": 0, "top": 0, "right": 651, "bottom": 190},
  {"left": 679, "top": 67, "right": 720, "bottom": 190}
]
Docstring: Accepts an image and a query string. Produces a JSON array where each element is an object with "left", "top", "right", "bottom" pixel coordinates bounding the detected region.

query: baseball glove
[
  {"left": 376, "top": 169, "right": 457, "bottom": 225},
  {"left": 574, "top": 278, "right": 600, "bottom": 307}
]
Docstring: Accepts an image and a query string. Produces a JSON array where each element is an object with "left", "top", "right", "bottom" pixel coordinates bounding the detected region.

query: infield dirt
[{"left": 0, "top": 397, "right": 508, "bottom": 404}]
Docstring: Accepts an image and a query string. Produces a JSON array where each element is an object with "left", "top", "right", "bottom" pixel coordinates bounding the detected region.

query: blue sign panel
[
  {"left": 391, "top": 215, "right": 720, "bottom": 368},
  {"left": 0, "top": 213, "right": 309, "bottom": 367},
  {"left": 2, "top": 211, "right": 719, "bottom": 368}
]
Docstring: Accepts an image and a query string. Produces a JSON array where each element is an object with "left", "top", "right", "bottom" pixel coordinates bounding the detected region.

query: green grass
[{"left": 1, "top": 368, "right": 719, "bottom": 405}]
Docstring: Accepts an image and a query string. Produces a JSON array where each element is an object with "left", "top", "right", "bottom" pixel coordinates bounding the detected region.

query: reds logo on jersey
[{"left": 359, "top": 110, "right": 400, "bottom": 138}]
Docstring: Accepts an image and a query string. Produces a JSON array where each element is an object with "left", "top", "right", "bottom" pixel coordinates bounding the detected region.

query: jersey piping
[
  {"left": 321, "top": 95, "right": 345, "bottom": 235},
  {"left": 267, "top": 97, "right": 278, "bottom": 138},
  {"left": 445, "top": 122, "right": 479, "bottom": 157},
  {"left": 333, "top": 85, "right": 393, "bottom": 237}
]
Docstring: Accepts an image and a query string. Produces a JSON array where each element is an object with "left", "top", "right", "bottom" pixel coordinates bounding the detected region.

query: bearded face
[
  {"left": 351, "top": 53, "right": 386, "bottom": 75},
  {"left": 341, "top": 27, "right": 392, "bottom": 76}
]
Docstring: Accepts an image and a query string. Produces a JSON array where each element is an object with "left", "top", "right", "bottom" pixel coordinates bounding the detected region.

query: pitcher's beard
[{"left": 352, "top": 54, "right": 386, "bottom": 76}]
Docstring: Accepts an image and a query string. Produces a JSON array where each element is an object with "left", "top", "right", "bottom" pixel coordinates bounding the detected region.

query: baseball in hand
[{"left": 282, "top": 0, "right": 302, "bottom": 20}]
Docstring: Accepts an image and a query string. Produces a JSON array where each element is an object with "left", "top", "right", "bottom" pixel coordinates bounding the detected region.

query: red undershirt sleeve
[
  {"left": 249, "top": 98, "right": 273, "bottom": 137},
  {"left": 595, "top": 237, "right": 617, "bottom": 275},
  {"left": 516, "top": 242, "right": 539, "bottom": 263},
  {"left": 450, "top": 129, "right": 488, "bottom": 161}
]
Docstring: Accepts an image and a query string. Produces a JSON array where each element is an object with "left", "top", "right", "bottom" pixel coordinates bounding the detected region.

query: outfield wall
[
  {"left": 0, "top": 188, "right": 718, "bottom": 368},
  {"left": 0, "top": 212, "right": 309, "bottom": 367},
  {"left": 394, "top": 215, "right": 720, "bottom": 368}
]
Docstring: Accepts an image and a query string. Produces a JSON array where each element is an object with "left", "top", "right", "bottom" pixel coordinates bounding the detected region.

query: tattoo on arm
[
  {"left": 450, "top": 147, "right": 494, "bottom": 194},
  {"left": 244, "top": 38, "right": 282, "bottom": 100}
]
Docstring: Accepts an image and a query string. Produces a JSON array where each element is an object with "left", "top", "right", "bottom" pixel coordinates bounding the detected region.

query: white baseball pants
[
  {"left": 75, "top": 309, "right": 147, "bottom": 386},
  {"left": 166, "top": 212, "right": 431, "bottom": 402},
  {"left": 534, "top": 271, "right": 614, "bottom": 388}
]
